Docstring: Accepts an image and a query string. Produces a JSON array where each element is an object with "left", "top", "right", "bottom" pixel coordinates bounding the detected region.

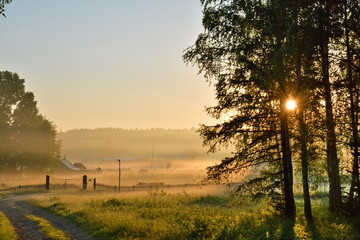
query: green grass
[
  {"left": 0, "top": 211, "right": 18, "bottom": 240},
  {"left": 26, "top": 214, "right": 70, "bottom": 240},
  {"left": 30, "top": 192, "right": 360, "bottom": 240}
]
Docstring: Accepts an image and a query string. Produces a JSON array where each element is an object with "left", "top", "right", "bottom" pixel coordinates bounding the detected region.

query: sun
[{"left": 286, "top": 99, "right": 297, "bottom": 111}]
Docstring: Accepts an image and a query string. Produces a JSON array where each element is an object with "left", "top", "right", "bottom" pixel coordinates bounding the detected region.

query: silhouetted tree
[
  {"left": 0, "top": 71, "right": 60, "bottom": 173},
  {"left": 330, "top": 0, "right": 360, "bottom": 212},
  {"left": 184, "top": 0, "right": 302, "bottom": 218},
  {"left": 0, "top": 71, "right": 25, "bottom": 171},
  {"left": 0, "top": 0, "right": 11, "bottom": 17},
  {"left": 316, "top": 0, "right": 343, "bottom": 211}
]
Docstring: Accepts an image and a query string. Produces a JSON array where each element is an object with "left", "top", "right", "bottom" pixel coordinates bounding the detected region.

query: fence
[
  {"left": 0, "top": 175, "right": 208, "bottom": 193},
  {"left": 0, "top": 176, "right": 348, "bottom": 196},
  {"left": 0, "top": 175, "right": 91, "bottom": 192},
  {"left": 46, "top": 175, "right": 99, "bottom": 190},
  {"left": 0, "top": 184, "right": 46, "bottom": 192},
  {"left": 47, "top": 175, "right": 85, "bottom": 190},
  {"left": 95, "top": 183, "right": 117, "bottom": 191}
]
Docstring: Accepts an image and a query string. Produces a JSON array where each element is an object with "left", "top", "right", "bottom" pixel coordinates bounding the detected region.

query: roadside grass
[
  {"left": 0, "top": 211, "right": 18, "bottom": 240},
  {"left": 26, "top": 214, "right": 70, "bottom": 240},
  {"left": 29, "top": 190, "right": 360, "bottom": 240}
]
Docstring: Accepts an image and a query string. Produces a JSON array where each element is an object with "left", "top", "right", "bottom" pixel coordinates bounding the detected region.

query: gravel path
[{"left": 0, "top": 194, "right": 95, "bottom": 240}]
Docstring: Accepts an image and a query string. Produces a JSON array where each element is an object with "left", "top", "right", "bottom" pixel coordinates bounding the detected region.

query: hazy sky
[{"left": 0, "top": 1, "right": 216, "bottom": 131}]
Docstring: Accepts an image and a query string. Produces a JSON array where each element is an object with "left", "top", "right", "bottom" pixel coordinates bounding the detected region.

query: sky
[{"left": 0, "top": 0, "right": 216, "bottom": 131}]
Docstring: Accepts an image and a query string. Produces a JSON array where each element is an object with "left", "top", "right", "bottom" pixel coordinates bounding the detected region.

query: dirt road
[{"left": 0, "top": 194, "right": 95, "bottom": 240}]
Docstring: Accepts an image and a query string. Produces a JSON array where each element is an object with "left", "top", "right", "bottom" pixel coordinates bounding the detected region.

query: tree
[
  {"left": 331, "top": 0, "right": 360, "bottom": 212},
  {"left": 293, "top": 7, "right": 313, "bottom": 221},
  {"left": 317, "top": 0, "right": 343, "bottom": 211},
  {"left": 0, "top": 0, "right": 11, "bottom": 17},
  {"left": 0, "top": 71, "right": 25, "bottom": 171},
  {"left": 184, "top": 0, "right": 300, "bottom": 218},
  {"left": 185, "top": 0, "right": 360, "bottom": 218},
  {"left": 0, "top": 71, "right": 60, "bottom": 173}
]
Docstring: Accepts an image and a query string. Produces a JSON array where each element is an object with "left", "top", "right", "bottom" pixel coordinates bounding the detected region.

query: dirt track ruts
[{"left": 0, "top": 194, "right": 95, "bottom": 240}]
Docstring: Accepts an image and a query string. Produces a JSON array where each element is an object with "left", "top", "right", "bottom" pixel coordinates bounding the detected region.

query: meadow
[
  {"left": 1, "top": 165, "right": 360, "bottom": 240},
  {"left": 28, "top": 189, "right": 360, "bottom": 240},
  {"left": 0, "top": 156, "right": 359, "bottom": 240}
]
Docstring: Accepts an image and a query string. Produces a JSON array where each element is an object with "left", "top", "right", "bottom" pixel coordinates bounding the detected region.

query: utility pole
[
  {"left": 117, "top": 159, "right": 121, "bottom": 192},
  {"left": 151, "top": 140, "right": 155, "bottom": 169}
]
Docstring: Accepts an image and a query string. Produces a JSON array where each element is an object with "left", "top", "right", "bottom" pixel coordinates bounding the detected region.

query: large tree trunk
[
  {"left": 319, "top": 0, "right": 342, "bottom": 211},
  {"left": 321, "top": 40, "right": 342, "bottom": 211},
  {"left": 280, "top": 105, "right": 296, "bottom": 218}
]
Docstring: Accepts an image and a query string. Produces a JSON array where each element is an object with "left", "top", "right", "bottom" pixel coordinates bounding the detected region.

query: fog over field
[
  {"left": 49, "top": 128, "right": 240, "bottom": 187},
  {"left": 58, "top": 128, "right": 231, "bottom": 167},
  {"left": 0, "top": 128, "right": 242, "bottom": 189}
]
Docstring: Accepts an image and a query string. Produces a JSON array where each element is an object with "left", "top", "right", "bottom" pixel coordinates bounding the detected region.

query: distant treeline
[{"left": 58, "top": 128, "right": 229, "bottom": 162}]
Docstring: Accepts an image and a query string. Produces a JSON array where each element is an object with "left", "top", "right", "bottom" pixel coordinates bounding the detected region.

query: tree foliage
[
  {"left": 185, "top": 0, "right": 360, "bottom": 218},
  {"left": 0, "top": 0, "right": 11, "bottom": 17},
  {"left": 0, "top": 71, "right": 60, "bottom": 173},
  {"left": 184, "top": 0, "right": 302, "bottom": 217}
]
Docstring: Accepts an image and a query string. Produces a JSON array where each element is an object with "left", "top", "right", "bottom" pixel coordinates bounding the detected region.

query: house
[
  {"left": 60, "top": 158, "right": 81, "bottom": 171},
  {"left": 73, "top": 163, "right": 87, "bottom": 170}
]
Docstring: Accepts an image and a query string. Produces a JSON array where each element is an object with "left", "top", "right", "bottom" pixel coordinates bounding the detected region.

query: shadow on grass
[
  {"left": 307, "top": 221, "right": 321, "bottom": 240},
  {"left": 279, "top": 218, "right": 295, "bottom": 240},
  {"left": 190, "top": 195, "right": 228, "bottom": 207}
]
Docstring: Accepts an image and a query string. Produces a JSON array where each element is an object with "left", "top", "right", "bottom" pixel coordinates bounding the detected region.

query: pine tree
[{"left": 184, "top": 0, "right": 300, "bottom": 218}]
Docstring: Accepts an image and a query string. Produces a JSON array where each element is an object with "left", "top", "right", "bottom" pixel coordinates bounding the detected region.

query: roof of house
[
  {"left": 61, "top": 159, "right": 81, "bottom": 171},
  {"left": 73, "top": 162, "right": 87, "bottom": 170}
]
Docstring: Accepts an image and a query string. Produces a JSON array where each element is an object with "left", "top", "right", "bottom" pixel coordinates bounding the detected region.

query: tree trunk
[
  {"left": 292, "top": 2, "right": 313, "bottom": 221},
  {"left": 319, "top": 0, "right": 342, "bottom": 211},
  {"left": 344, "top": 0, "right": 360, "bottom": 206},
  {"left": 298, "top": 110, "right": 313, "bottom": 221},
  {"left": 280, "top": 105, "right": 296, "bottom": 218},
  {"left": 321, "top": 40, "right": 342, "bottom": 211}
]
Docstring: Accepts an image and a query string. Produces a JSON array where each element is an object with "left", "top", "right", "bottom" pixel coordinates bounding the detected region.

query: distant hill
[{"left": 58, "top": 128, "right": 230, "bottom": 163}]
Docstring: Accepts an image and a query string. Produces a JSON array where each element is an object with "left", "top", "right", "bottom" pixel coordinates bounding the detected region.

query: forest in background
[{"left": 58, "top": 128, "right": 231, "bottom": 164}]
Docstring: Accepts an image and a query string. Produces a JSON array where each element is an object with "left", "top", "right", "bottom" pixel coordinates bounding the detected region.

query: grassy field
[
  {"left": 29, "top": 190, "right": 360, "bottom": 240},
  {"left": 0, "top": 212, "right": 18, "bottom": 240}
]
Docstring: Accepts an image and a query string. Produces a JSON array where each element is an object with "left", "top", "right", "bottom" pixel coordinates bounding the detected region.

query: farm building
[{"left": 60, "top": 158, "right": 82, "bottom": 171}]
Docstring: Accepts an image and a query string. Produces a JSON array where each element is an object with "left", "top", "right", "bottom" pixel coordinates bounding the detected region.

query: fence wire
[{"left": 49, "top": 176, "right": 83, "bottom": 190}]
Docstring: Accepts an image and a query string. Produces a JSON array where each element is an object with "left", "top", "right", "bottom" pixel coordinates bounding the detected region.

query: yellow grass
[
  {"left": 0, "top": 212, "right": 18, "bottom": 240},
  {"left": 26, "top": 214, "right": 70, "bottom": 240}
]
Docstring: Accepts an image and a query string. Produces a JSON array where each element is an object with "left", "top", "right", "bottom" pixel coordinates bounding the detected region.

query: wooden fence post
[
  {"left": 46, "top": 175, "right": 50, "bottom": 190},
  {"left": 93, "top": 178, "right": 96, "bottom": 190},
  {"left": 83, "top": 175, "right": 87, "bottom": 190}
]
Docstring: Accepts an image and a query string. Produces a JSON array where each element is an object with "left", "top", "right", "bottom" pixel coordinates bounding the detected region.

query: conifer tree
[{"left": 184, "top": 0, "right": 299, "bottom": 218}]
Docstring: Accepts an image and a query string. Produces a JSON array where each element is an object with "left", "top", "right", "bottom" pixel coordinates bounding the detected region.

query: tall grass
[
  {"left": 30, "top": 191, "right": 360, "bottom": 240},
  {"left": 0, "top": 212, "right": 18, "bottom": 240}
]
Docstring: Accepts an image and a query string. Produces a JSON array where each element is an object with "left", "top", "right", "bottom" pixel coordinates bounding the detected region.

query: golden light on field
[{"left": 286, "top": 99, "right": 297, "bottom": 111}]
